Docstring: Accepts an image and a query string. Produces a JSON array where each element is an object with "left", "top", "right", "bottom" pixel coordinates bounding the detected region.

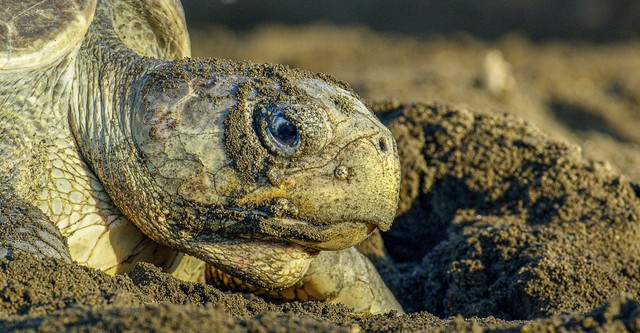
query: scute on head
[{"left": 132, "top": 61, "right": 243, "bottom": 206}]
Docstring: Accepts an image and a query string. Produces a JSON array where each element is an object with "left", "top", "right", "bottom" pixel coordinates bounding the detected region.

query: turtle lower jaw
[
  {"left": 186, "top": 218, "right": 376, "bottom": 289},
  {"left": 192, "top": 238, "right": 318, "bottom": 289}
]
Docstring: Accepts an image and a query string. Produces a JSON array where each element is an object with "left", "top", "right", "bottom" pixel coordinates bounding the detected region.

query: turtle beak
[{"left": 292, "top": 127, "right": 400, "bottom": 249}]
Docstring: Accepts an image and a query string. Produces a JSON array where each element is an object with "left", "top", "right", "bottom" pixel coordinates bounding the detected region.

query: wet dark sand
[{"left": 3, "top": 25, "right": 640, "bottom": 332}]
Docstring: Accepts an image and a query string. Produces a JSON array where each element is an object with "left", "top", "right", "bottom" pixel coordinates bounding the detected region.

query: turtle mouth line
[
  {"left": 254, "top": 217, "right": 377, "bottom": 251},
  {"left": 222, "top": 208, "right": 376, "bottom": 251}
]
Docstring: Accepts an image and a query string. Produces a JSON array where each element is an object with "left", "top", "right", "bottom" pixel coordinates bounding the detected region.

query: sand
[{"left": 3, "top": 20, "right": 640, "bottom": 333}]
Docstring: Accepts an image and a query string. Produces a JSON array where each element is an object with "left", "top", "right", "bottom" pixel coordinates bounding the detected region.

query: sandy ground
[{"left": 3, "top": 23, "right": 640, "bottom": 332}]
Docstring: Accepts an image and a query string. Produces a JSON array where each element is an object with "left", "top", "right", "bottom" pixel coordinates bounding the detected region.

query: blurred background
[
  {"left": 183, "top": 0, "right": 640, "bottom": 41},
  {"left": 182, "top": 1, "right": 640, "bottom": 182}
]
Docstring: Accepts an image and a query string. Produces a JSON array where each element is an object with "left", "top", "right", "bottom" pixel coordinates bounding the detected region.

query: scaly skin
[{"left": 0, "top": 0, "right": 403, "bottom": 313}]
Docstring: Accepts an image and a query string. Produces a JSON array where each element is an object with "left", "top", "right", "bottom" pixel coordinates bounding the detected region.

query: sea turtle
[{"left": 0, "top": 0, "right": 403, "bottom": 314}]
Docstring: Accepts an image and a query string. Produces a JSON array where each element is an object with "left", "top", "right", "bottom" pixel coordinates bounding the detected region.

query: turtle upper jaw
[
  {"left": 272, "top": 217, "right": 377, "bottom": 251},
  {"left": 227, "top": 214, "right": 378, "bottom": 251}
]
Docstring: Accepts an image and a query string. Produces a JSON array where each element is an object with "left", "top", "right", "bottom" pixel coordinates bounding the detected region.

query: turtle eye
[
  {"left": 256, "top": 104, "right": 302, "bottom": 156},
  {"left": 268, "top": 113, "right": 299, "bottom": 149}
]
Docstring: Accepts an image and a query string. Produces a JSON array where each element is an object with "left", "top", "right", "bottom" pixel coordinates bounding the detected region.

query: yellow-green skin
[{"left": 0, "top": 0, "right": 403, "bottom": 314}]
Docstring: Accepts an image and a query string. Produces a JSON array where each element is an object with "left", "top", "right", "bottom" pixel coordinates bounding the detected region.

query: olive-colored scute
[
  {"left": 132, "top": 61, "right": 252, "bottom": 207},
  {"left": 0, "top": 0, "right": 96, "bottom": 71}
]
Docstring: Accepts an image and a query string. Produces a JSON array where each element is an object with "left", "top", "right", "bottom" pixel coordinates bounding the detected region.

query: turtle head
[{"left": 127, "top": 59, "right": 399, "bottom": 287}]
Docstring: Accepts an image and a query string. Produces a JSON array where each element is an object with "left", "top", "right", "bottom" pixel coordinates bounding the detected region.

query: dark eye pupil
[{"left": 270, "top": 115, "right": 299, "bottom": 147}]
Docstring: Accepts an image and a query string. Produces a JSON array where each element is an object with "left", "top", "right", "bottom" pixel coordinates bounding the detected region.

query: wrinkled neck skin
[
  {"left": 0, "top": 24, "right": 178, "bottom": 273},
  {"left": 0, "top": 59, "right": 73, "bottom": 188},
  {"left": 69, "top": 29, "right": 164, "bottom": 231}
]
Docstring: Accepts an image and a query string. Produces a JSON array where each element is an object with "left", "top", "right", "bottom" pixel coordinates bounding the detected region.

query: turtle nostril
[
  {"left": 334, "top": 165, "right": 349, "bottom": 180},
  {"left": 378, "top": 137, "right": 390, "bottom": 153}
]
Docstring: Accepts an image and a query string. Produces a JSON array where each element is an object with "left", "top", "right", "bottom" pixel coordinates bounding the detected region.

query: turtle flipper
[
  {"left": 0, "top": 184, "right": 71, "bottom": 263},
  {"left": 107, "top": 0, "right": 191, "bottom": 59},
  {"left": 297, "top": 248, "right": 404, "bottom": 314}
]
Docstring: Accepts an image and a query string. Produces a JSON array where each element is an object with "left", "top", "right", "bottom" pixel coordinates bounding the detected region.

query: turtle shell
[
  {"left": 0, "top": 0, "right": 97, "bottom": 71},
  {"left": 0, "top": 0, "right": 190, "bottom": 72}
]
